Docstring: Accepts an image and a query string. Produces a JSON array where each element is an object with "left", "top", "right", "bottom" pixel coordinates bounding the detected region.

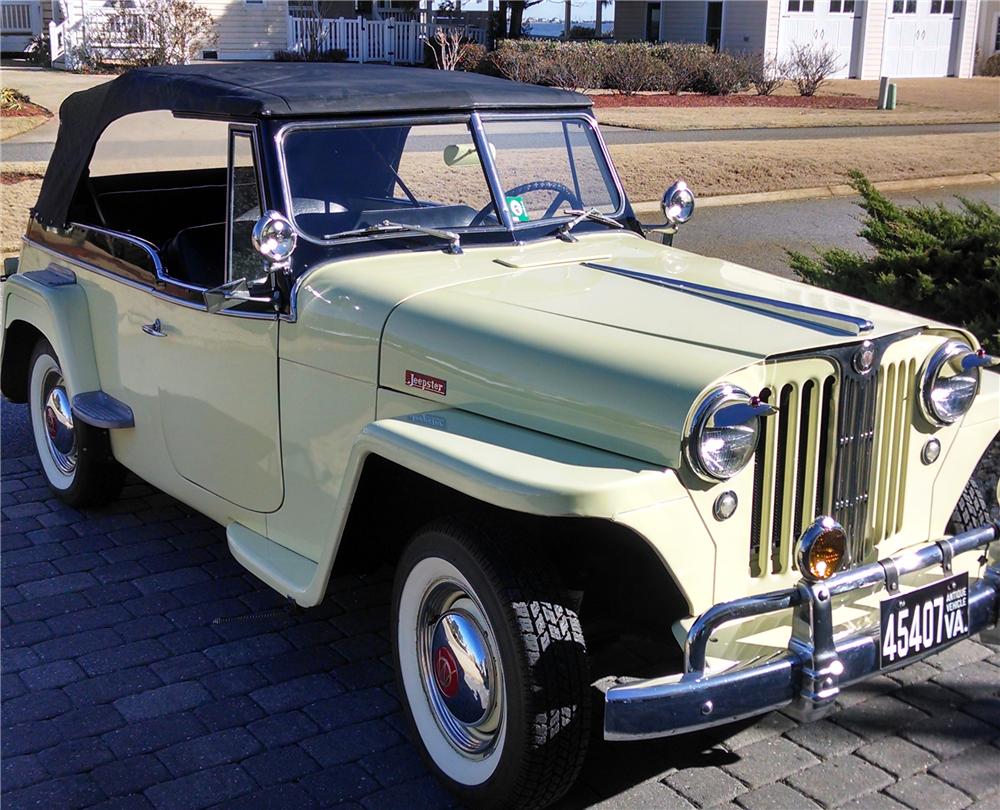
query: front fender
[
  {"left": 2, "top": 270, "right": 101, "bottom": 400},
  {"left": 240, "top": 402, "right": 716, "bottom": 610}
]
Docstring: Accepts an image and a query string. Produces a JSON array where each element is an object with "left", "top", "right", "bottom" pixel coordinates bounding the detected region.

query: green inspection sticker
[{"left": 506, "top": 195, "right": 531, "bottom": 222}]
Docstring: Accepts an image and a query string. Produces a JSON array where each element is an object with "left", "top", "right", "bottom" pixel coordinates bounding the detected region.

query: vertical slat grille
[
  {"left": 869, "top": 357, "right": 914, "bottom": 546},
  {"left": 747, "top": 336, "right": 921, "bottom": 579},
  {"left": 832, "top": 373, "right": 878, "bottom": 565},
  {"left": 749, "top": 374, "right": 834, "bottom": 577}
]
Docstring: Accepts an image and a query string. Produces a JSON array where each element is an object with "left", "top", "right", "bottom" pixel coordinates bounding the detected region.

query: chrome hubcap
[
  {"left": 41, "top": 372, "right": 76, "bottom": 474},
  {"left": 418, "top": 582, "right": 503, "bottom": 757}
]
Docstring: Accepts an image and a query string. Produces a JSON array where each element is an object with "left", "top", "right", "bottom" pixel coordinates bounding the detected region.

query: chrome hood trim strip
[{"left": 583, "top": 262, "right": 875, "bottom": 337}]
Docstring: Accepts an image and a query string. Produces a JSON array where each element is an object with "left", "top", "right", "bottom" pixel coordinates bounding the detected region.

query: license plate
[{"left": 879, "top": 573, "right": 969, "bottom": 669}]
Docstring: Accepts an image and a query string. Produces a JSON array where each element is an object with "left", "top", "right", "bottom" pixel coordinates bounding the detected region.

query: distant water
[{"left": 526, "top": 20, "right": 614, "bottom": 38}]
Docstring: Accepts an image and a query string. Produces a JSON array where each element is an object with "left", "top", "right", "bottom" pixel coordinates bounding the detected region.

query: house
[
  {"left": 613, "top": 0, "right": 1000, "bottom": 78},
  {"left": 27, "top": 0, "right": 484, "bottom": 67}
]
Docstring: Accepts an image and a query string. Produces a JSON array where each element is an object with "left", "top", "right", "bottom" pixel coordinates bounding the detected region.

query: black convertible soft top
[{"left": 35, "top": 62, "right": 590, "bottom": 227}]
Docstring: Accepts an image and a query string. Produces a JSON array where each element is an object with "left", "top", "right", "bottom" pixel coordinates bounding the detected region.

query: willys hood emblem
[{"left": 583, "top": 262, "right": 875, "bottom": 337}]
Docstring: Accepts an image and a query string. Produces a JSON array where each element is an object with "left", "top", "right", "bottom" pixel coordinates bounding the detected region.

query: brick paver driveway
[{"left": 2, "top": 402, "right": 999, "bottom": 810}]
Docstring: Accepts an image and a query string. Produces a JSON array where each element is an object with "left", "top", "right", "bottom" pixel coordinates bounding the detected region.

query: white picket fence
[{"left": 288, "top": 16, "right": 486, "bottom": 65}]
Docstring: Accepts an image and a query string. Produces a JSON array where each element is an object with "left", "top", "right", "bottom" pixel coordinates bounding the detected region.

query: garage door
[
  {"left": 883, "top": 0, "right": 958, "bottom": 77},
  {"left": 777, "top": 0, "right": 862, "bottom": 79}
]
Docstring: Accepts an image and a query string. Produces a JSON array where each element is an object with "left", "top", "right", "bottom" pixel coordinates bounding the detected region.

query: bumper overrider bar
[{"left": 604, "top": 522, "right": 1000, "bottom": 741}]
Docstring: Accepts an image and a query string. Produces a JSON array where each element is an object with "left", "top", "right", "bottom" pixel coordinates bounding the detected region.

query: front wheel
[
  {"left": 391, "top": 517, "right": 590, "bottom": 809},
  {"left": 28, "top": 339, "right": 125, "bottom": 507}
]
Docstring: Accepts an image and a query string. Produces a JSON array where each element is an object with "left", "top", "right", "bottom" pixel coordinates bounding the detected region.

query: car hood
[{"left": 376, "top": 233, "right": 936, "bottom": 468}]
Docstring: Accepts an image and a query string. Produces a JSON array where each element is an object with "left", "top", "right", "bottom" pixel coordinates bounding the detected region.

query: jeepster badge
[
  {"left": 852, "top": 341, "right": 876, "bottom": 375},
  {"left": 405, "top": 370, "right": 447, "bottom": 396}
]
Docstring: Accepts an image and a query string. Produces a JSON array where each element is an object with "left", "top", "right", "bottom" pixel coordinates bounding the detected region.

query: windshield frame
[{"left": 274, "top": 110, "right": 628, "bottom": 249}]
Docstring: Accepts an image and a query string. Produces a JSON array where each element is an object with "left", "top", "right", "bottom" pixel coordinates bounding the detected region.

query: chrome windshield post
[{"left": 469, "top": 111, "right": 515, "bottom": 233}]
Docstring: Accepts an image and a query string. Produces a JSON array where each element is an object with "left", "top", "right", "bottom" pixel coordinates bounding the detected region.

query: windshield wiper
[
  {"left": 323, "top": 220, "right": 462, "bottom": 254},
  {"left": 556, "top": 208, "right": 624, "bottom": 242}
]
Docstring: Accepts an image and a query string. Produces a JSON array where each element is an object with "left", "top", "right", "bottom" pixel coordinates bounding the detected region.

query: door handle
[{"left": 142, "top": 319, "right": 167, "bottom": 337}]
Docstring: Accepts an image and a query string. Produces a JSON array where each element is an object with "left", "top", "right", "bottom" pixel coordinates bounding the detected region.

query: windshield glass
[
  {"left": 280, "top": 116, "right": 622, "bottom": 242},
  {"left": 282, "top": 122, "right": 498, "bottom": 240},
  {"left": 483, "top": 117, "right": 621, "bottom": 224}
]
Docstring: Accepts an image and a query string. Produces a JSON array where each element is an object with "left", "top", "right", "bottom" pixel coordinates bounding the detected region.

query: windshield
[
  {"left": 279, "top": 116, "right": 622, "bottom": 242},
  {"left": 482, "top": 117, "right": 622, "bottom": 223}
]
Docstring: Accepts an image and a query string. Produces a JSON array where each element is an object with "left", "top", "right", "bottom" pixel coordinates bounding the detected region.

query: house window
[{"left": 788, "top": 0, "right": 815, "bottom": 12}]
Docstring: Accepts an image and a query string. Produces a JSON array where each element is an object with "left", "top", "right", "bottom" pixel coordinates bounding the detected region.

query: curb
[{"left": 630, "top": 172, "right": 1000, "bottom": 213}]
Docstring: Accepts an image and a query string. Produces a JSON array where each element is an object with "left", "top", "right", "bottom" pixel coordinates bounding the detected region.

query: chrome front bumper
[{"left": 604, "top": 522, "right": 1000, "bottom": 741}]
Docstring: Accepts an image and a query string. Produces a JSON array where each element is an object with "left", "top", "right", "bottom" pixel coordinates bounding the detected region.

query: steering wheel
[{"left": 470, "top": 181, "right": 582, "bottom": 226}]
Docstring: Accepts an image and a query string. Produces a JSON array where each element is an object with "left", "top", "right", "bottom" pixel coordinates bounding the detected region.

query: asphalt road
[{"left": 644, "top": 181, "right": 1000, "bottom": 278}]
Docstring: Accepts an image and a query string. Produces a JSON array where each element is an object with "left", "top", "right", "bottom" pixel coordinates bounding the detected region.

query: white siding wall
[
  {"left": 763, "top": 0, "right": 781, "bottom": 60},
  {"left": 955, "top": 0, "right": 982, "bottom": 76},
  {"left": 859, "top": 0, "right": 887, "bottom": 79},
  {"left": 660, "top": 1, "right": 708, "bottom": 42},
  {"left": 613, "top": 0, "right": 648, "bottom": 41},
  {"left": 722, "top": 0, "right": 767, "bottom": 52},
  {"left": 197, "top": 0, "right": 290, "bottom": 59}
]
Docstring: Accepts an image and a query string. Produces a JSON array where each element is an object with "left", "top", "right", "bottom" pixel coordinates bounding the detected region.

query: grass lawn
[{"left": 596, "top": 77, "right": 1000, "bottom": 131}]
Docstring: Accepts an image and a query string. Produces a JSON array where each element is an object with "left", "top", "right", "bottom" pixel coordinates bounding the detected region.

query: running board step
[
  {"left": 227, "top": 523, "right": 317, "bottom": 600},
  {"left": 71, "top": 391, "right": 135, "bottom": 429}
]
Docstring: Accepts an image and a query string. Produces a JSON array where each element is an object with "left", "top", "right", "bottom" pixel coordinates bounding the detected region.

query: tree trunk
[
  {"left": 497, "top": 1, "right": 508, "bottom": 39},
  {"left": 509, "top": 1, "right": 524, "bottom": 38}
]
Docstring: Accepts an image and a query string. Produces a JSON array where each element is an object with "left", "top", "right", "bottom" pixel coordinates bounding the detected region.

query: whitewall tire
[
  {"left": 27, "top": 339, "right": 125, "bottom": 507},
  {"left": 391, "top": 517, "right": 591, "bottom": 809}
]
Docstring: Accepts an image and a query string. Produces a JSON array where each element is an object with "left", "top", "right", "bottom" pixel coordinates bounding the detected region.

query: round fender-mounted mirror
[
  {"left": 661, "top": 180, "right": 696, "bottom": 226},
  {"left": 252, "top": 210, "right": 298, "bottom": 263}
]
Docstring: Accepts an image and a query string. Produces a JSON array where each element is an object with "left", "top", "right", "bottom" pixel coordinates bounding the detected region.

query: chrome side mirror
[
  {"left": 252, "top": 210, "right": 297, "bottom": 264},
  {"left": 661, "top": 180, "right": 696, "bottom": 226}
]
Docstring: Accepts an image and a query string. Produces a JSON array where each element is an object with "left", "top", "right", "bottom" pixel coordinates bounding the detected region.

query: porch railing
[
  {"left": 0, "top": 0, "right": 38, "bottom": 34},
  {"left": 288, "top": 16, "right": 485, "bottom": 65}
]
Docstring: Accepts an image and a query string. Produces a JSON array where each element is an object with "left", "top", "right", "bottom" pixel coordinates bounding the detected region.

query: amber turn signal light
[{"left": 796, "top": 516, "right": 847, "bottom": 582}]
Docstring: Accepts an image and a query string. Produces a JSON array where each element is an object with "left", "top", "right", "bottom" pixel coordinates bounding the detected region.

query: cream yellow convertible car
[{"left": 2, "top": 63, "right": 998, "bottom": 809}]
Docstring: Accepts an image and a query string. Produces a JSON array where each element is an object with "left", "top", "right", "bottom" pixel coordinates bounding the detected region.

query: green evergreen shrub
[{"left": 789, "top": 171, "right": 1000, "bottom": 352}]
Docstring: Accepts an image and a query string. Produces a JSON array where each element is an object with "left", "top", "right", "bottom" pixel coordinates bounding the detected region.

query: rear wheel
[
  {"left": 391, "top": 516, "right": 590, "bottom": 809},
  {"left": 28, "top": 339, "right": 125, "bottom": 507}
]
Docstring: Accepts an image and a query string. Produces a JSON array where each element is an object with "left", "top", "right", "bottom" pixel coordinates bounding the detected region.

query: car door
[{"left": 145, "top": 127, "right": 284, "bottom": 513}]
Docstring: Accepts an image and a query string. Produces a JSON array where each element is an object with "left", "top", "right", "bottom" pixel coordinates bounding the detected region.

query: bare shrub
[
  {"left": 745, "top": 52, "right": 786, "bottom": 96},
  {"left": 697, "top": 51, "right": 750, "bottom": 95},
  {"left": 456, "top": 42, "right": 488, "bottom": 72},
  {"left": 489, "top": 39, "right": 555, "bottom": 85},
  {"left": 602, "top": 42, "right": 660, "bottom": 95},
  {"left": 649, "top": 43, "right": 714, "bottom": 94},
  {"left": 81, "top": 0, "right": 216, "bottom": 68},
  {"left": 425, "top": 28, "right": 481, "bottom": 71},
  {"left": 546, "top": 42, "right": 602, "bottom": 92},
  {"left": 981, "top": 52, "right": 1000, "bottom": 77},
  {"left": 787, "top": 43, "right": 840, "bottom": 96}
]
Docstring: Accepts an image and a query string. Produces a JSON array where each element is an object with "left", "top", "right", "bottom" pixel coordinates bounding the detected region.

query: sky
[{"left": 454, "top": 0, "right": 615, "bottom": 22}]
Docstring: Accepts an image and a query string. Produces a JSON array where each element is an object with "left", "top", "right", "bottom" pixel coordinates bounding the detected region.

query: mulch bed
[
  {"left": 1, "top": 171, "right": 44, "bottom": 185},
  {"left": 589, "top": 93, "right": 877, "bottom": 109},
  {"left": 0, "top": 101, "right": 51, "bottom": 118}
]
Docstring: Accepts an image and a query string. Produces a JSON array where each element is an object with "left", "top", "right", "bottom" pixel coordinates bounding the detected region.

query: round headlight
[
  {"left": 920, "top": 340, "right": 981, "bottom": 425},
  {"left": 686, "top": 385, "right": 761, "bottom": 481}
]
